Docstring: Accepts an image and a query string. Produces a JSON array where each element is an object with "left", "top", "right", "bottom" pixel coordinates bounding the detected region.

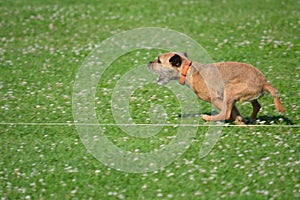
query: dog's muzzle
[{"left": 148, "top": 62, "right": 154, "bottom": 72}]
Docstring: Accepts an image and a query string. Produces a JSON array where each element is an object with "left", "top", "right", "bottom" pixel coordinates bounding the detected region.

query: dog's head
[{"left": 148, "top": 52, "right": 189, "bottom": 85}]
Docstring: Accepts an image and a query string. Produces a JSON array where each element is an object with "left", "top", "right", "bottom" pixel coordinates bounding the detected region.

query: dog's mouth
[
  {"left": 148, "top": 62, "right": 176, "bottom": 85},
  {"left": 157, "top": 76, "right": 169, "bottom": 85},
  {"left": 148, "top": 63, "right": 167, "bottom": 85}
]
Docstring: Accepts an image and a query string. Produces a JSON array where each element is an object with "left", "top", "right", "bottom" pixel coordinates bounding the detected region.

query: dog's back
[{"left": 214, "top": 62, "right": 266, "bottom": 85}]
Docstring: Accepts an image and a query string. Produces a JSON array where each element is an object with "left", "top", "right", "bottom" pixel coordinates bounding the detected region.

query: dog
[{"left": 148, "top": 52, "right": 285, "bottom": 124}]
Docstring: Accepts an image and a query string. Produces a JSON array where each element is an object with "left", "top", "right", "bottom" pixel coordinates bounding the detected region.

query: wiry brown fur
[{"left": 148, "top": 52, "right": 285, "bottom": 124}]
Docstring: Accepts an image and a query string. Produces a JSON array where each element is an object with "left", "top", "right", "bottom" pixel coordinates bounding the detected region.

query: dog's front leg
[{"left": 202, "top": 94, "right": 235, "bottom": 122}]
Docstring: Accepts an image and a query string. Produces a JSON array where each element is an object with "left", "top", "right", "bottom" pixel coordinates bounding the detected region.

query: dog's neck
[{"left": 179, "top": 60, "right": 192, "bottom": 85}]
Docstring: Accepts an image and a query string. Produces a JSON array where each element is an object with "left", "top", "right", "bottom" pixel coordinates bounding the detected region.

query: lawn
[{"left": 0, "top": 0, "right": 299, "bottom": 199}]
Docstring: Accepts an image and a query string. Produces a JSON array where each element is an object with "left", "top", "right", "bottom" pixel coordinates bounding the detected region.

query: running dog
[{"left": 148, "top": 52, "right": 285, "bottom": 124}]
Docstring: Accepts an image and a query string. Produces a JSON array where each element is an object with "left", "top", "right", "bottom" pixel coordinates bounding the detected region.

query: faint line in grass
[{"left": 0, "top": 122, "right": 299, "bottom": 128}]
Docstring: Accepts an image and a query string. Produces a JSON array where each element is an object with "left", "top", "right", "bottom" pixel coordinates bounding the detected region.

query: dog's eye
[{"left": 157, "top": 59, "right": 161, "bottom": 64}]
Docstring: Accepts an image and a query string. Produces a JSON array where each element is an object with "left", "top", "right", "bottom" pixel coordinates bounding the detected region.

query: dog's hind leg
[{"left": 249, "top": 99, "right": 261, "bottom": 123}]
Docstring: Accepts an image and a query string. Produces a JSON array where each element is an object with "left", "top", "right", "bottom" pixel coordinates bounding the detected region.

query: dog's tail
[{"left": 263, "top": 82, "right": 285, "bottom": 114}]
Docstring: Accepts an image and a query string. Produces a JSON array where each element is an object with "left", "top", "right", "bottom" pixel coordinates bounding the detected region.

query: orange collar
[{"left": 179, "top": 60, "right": 192, "bottom": 85}]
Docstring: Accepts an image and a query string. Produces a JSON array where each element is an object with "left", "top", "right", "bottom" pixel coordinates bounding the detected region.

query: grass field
[{"left": 0, "top": 0, "right": 299, "bottom": 199}]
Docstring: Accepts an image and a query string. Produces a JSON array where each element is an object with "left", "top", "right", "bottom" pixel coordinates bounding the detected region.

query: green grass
[{"left": 0, "top": 0, "right": 299, "bottom": 199}]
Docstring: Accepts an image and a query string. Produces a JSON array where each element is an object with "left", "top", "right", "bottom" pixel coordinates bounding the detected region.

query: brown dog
[{"left": 148, "top": 52, "right": 285, "bottom": 124}]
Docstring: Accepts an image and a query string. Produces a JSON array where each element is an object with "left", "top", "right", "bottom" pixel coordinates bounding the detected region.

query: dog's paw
[
  {"left": 235, "top": 116, "right": 246, "bottom": 125},
  {"left": 201, "top": 114, "right": 210, "bottom": 121}
]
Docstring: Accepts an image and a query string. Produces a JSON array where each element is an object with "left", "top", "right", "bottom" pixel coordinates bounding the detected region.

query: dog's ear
[
  {"left": 169, "top": 54, "right": 182, "bottom": 67},
  {"left": 182, "top": 52, "right": 188, "bottom": 57}
]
